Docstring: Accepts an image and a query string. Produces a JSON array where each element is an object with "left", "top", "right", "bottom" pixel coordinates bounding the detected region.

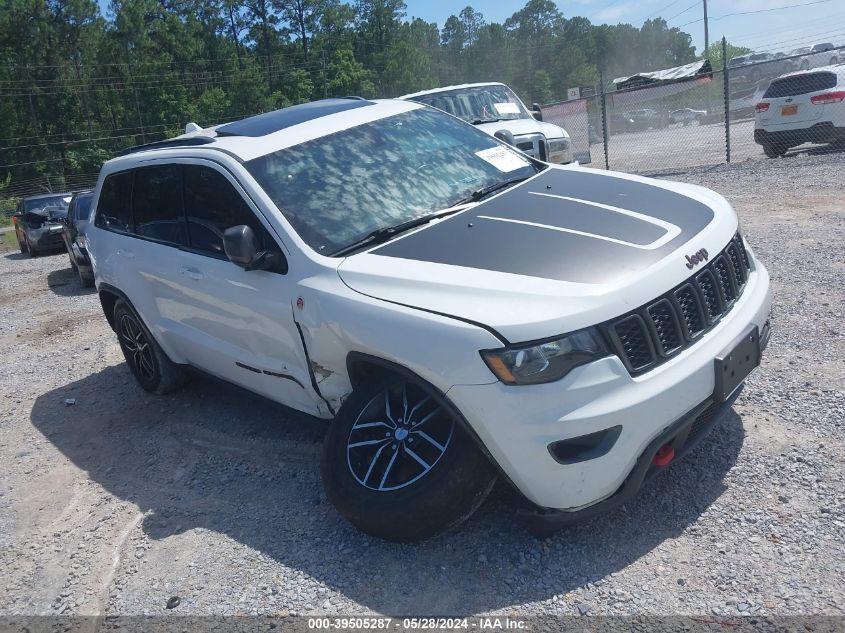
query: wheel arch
[{"left": 97, "top": 283, "right": 129, "bottom": 331}]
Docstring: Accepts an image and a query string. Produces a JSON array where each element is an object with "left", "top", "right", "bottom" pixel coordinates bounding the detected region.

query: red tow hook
[{"left": 652, "top": 444, "right": 675, "bottom": 466}]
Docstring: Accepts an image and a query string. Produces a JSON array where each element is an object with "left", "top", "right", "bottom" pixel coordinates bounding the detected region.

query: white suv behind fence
[{"left": 755, "top": 65, "right": 845, "bottom": 157}]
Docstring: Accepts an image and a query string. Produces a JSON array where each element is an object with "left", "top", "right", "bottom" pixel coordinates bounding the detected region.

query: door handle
[{"left": 180, "top": 266, "right": 204, "bottom": 281}]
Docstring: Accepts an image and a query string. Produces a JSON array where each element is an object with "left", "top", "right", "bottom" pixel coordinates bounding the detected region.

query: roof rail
[
  {"left": 117, "top": 136, "right": 216, "bottom": 156},
  {"left": 341, "top": 95, "right": 366, "bottom": 100}
]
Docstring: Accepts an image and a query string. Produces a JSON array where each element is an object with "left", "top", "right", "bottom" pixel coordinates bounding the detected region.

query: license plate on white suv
[{"left": 781, "top": 105, "right": 798, "bottom": 116}]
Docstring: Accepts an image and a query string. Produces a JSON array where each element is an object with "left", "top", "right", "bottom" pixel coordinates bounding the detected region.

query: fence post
[
  {"left": 722, "top": 37, "right": 731, "bottom": 164},
  {"left": 599, "top": 69, "right": 610, "bottom": 170}
]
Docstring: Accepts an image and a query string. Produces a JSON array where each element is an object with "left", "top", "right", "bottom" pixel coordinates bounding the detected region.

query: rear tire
[
  {"left": 763, "top": 143, "right": 787, "bottom": 158},
  {"left": 321, "top": 376, "right": 496, "bottom": 542},
  {"left": 113, "top": 300, "right": 188, "bottom": 394}
]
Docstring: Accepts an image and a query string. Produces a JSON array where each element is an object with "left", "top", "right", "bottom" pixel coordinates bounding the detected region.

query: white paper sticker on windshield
[
  {"left": 493, "top": 102, "right": 520, "bottom": 115},
  {"left": 475, "top": 146, "right": 530, "bottom": 172}
]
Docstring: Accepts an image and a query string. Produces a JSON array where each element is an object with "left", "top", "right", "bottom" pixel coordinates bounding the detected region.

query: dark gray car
[
  {"left": 61, "top": 191, "right": 95, "bottom": 286},
  {"left": 12, "top": 192, "right": 72, "bottom": 257}
]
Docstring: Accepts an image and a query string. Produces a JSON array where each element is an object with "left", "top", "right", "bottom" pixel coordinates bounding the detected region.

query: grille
[
  {"left": 612, "top": 315, "right": 654, "bottom": 371},
  {"left": 713, "top": 256, "right": 736, "bottom": 303},
  {"left": 647, "top": 299, "right": 684, "bottom": 355},
  {"left": 674, "top": 284, "right": 706, "bottom": 338},
  {"left": 514, "top": 134, "right": 547, "bottom": 161},
  {"left": 604, "top": 233, "right": 752, "bottom": 375}
]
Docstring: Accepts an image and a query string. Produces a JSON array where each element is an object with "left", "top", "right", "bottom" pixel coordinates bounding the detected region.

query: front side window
[
  {"left": 95, "top": 172, "right": 133, "bottom": 232},
  {"left": 183, "top": 165, "right": 268, "bottom": 257},
  {"left": 246, "top": 107, "right": 542, "bottom": 254},
  {"left": 132, "top": 165, "right": 185, "bottom": 246},
  {"left": 408, "top": 85, "right": 531, "bottom": 124}
]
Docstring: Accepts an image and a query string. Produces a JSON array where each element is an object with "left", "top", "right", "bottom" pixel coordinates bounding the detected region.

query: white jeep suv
[{"left": 87, "top": 98, "right": 772, "bottom": 541}]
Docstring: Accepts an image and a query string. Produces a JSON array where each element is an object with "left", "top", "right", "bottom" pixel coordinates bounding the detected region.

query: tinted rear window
[
  {"left": 763, "top": 72, "right": 837, "bottom": 98},
  {"left": 95, "top": 172, "right": 133, "bottom": 232}
]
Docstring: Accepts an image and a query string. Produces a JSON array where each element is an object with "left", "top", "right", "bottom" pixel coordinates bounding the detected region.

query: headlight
[
  {"left": 480, "top": 328, "right": 608, "bottom": 385},
  {"left": 547, "top": 138, "right": 571, "bottom": 164}
]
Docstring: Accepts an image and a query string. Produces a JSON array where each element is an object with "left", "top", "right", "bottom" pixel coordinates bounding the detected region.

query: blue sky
[{"left": 404, "top": 0, "right": 845, "bottom": 55}]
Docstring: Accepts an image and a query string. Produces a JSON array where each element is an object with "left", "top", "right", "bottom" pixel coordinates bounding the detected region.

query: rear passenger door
[
  {"left": 156, "top": 161, "right": 318, "bottom": 415},
  {"left": 118, "top": 163, "right": 196, "bottom": 362}
]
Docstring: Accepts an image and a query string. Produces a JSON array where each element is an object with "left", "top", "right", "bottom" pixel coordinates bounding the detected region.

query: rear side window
[
  {"left": 764, "top": 72, "right": 837, "bottom": 98},
  {"left": 75, "top": 195, "right": 93, "bottom": 223},
  {"left": 132, "top": 165, "right": 186, "bottom": 246},
  {"left": 95, "top": 172, "right": 133, "bottom": 232},
  {"left": 183, "top": 165, "right": 266, "bottom": 257}
]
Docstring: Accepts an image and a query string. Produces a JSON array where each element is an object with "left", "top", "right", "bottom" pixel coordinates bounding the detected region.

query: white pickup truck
[{"left": 401, "top": 82, "right": 573, "bottom": 165}]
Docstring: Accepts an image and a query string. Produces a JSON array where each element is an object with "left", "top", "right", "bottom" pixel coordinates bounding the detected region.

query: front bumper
[
  {"left": 447, "top": 259, "right": 772, "bottom": 512},
  {"left": 520, "top": 390, "right": 740, "bottom": 536},
  {"left": 30, "top": 225, "right": 66, "bottom": 249}
]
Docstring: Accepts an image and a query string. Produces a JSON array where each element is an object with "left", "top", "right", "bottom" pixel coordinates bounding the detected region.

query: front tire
[
  {"left": 113, "top": 300, "right": 188, "bottom": 394},
  {"left": 321, "top": 376, "right": 496, "bottom": 542},
  {"left": 26, "top": 237, "right": 38, "bottom": 257}
]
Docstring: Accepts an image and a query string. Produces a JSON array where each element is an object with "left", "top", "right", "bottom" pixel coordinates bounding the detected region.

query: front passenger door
[{"left": 157, "top": 162, "right": 319, "bottom": 415}]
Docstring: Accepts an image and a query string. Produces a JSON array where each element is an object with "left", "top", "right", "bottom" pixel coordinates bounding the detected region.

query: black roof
[
  {"left": 215, "top": 98, "right": 375, "bottom": 137},
  {"left": 118, "top": 136, "right": 216, "bottom": 156}
]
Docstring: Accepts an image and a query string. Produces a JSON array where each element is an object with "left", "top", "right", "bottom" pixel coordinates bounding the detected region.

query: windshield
[
  {"left": 245, "top": 107, "right": 542, "bottom": 254},
  {"left": 728, "top": 56, "right": 748, "bottom": 67},
  {"left": 407, "top": 85, "right": 530, "bottom": 124},
  {"left": 24, "top": 195, "right": 71, "bottom": 215}
]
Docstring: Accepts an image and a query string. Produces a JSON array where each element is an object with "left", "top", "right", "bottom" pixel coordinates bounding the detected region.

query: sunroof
[{"left": 215, "top": 98, "right": 375, "bottom": 137}]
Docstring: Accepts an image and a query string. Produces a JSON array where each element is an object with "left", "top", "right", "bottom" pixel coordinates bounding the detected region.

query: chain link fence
[{"left": 543, "top": 44, "right": 845, "bottom": 175}]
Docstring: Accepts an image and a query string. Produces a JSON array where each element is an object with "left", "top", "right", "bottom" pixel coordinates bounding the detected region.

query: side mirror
[
  {"left": 494, "top": 129, "right": 516, "bottom": 146},
  {"left": 223, "top": 225, "right": 288, "bottom": 274},
  {"left": 532, "top": 103, "right": 543, "bottom": 122}
]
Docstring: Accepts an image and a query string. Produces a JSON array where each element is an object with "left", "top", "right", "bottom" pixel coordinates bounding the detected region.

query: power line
[
  {"left": 642, "top": 0, "right": 688, "bottom": 21},
  {"left": 741, "top": 25, "right": 845, "bottom": 50},
  {"left": 666, "top": 0, "right": 701, "bottom": 23},
  {"left": 725, "top": 10, "right": 845, "bottom": 42},
  {"left": 678, "top": 0, "right": 834, "bottom": 28}
]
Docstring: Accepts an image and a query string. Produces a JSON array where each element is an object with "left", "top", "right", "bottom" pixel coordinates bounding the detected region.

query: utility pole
[{"left": 703, "top": 0, "right": 709, "bottom": 54}]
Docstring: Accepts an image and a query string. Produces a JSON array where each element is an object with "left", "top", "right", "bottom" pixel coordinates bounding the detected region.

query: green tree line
[{"left": 0, "top": 0, "right": 700, "bottom": 194}]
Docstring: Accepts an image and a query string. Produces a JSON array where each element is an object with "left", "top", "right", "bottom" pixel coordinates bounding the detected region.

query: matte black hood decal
[{"left": 372, "top": 169, "right": 714, "bottom": 284}]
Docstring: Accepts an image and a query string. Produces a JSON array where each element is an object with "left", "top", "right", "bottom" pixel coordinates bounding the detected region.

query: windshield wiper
[
  {"left": 330, "top": 207, "right": 465, "bottom": 257},
  {"left": 451, "top": 176, "right": 530, "bottom": 208},
  {"left": 471, "top": 117, "right": 502, "bottom": 124}
]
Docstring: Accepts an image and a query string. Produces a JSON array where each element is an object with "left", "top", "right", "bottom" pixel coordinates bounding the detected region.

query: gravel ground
[{"left": 1, "top": 153, "right": 843, "bottom": 621}]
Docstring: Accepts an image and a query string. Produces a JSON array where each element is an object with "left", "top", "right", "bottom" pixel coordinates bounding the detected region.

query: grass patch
[{"left": 1, "top": 230, "right": 18, "bottom": 252}]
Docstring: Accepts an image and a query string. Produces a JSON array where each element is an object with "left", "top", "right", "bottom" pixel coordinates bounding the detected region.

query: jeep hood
[{"left": 337, "top": 167, "right": 739, "bottom": 343}]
